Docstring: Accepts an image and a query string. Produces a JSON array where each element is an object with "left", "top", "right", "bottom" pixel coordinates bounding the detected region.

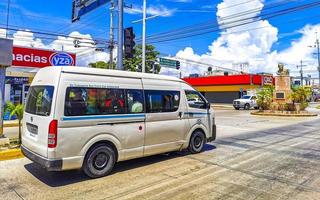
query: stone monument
[{"left": 274, "top": 63, "right": 291, "bottom": 103}]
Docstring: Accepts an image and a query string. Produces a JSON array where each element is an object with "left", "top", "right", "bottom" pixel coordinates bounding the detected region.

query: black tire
[
  {"left": 83, "top": 144, "right": 116, "bottom": 178},
  {"left": 188, "top": 130, "right": 206, "bottom": 154},
  {"left": 244, "top": 104, "right": 250, "bottom": 110},
  {"left": 234, "top": 107, "right": 240, "bottom": 110}
]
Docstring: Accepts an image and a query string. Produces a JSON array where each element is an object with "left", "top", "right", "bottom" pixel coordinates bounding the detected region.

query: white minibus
[{"left": 22, "top": 66, "right": 216, "bottom": 178}]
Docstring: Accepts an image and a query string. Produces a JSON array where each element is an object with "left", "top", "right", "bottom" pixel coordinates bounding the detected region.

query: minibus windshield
[{"left": 25, "top": 86, "right": 54, "bottom": 116}]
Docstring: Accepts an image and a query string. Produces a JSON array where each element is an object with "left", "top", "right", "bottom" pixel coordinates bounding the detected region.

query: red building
[{"left": 183, "top": 74, "right": 274, "bottom": 103}]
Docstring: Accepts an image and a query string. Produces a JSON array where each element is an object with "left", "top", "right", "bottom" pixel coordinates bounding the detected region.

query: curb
[
  {"left": 251, "top": 111, "right": 318, "bottom": 117},
  {"left": 212, "top": 105, "right": 234, "bottom": 110},
  {"left": 3, "top": 123, "right": 19, "bottom": 128},
  {"left": 0, "top": 148, "right": 24, "bottom": 161}
]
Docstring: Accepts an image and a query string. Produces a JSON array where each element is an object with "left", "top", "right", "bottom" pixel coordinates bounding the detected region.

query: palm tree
[{"left": 5, "top": 102, "right": 24, "bottom": 144}]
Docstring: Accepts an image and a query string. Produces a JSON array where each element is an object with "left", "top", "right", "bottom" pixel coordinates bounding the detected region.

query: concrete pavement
[{"left": 1, "top": 109, "right": 320, "bottom": 199}]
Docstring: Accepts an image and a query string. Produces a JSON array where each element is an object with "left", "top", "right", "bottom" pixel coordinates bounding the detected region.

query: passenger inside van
[
  {"left": 128, "top": 91, "right": 143, "bottom": 113},
  {"left": 66, "top": 88, "right": 87, "bottom": 116},
  {"left": 103, "top": 90, "right": 125, "bottom": 114}
]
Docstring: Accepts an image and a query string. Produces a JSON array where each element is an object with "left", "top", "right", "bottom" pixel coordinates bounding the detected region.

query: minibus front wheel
[
  {"left": 83, "top": 143, "right": 116, "bottom": 178},
  {"left": 188, "top": 130, "right": 205, "bottom": 154}
]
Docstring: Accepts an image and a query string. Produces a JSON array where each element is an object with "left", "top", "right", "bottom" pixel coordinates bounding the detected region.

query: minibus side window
[
  {"left": 64, "top": 87, "right": 126, "bottom": 116},
  {"left": 145, "top": 90, "right": 180, "bottom": 113},
  {"left": 127, "top": 90, "right": 144, "bottom": 113},
  {"left": 185, "top": 90, "right": 207, "bottom": 109}
]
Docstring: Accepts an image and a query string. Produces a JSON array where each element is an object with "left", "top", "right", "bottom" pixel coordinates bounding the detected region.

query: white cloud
[
  {"left": 0, "top": 28, "right": 6, "bottom": 38},
  {"left": 125, "top": 5, "right": 175, "bottom": 17},
  {"left": 164, "top": 0, "right": 320, "bottom": 79},
  {"left": 277, "top": 24, "right": 320, "bottom": 65},
  {"left": 0, "top": 29, "right": 111, "bottom": 67},
  {"left": 12, "top": 30, "right": 46, "bottom": 48},
  {"left": 161, "top": 0, "right": 279, "bottom": 76}
]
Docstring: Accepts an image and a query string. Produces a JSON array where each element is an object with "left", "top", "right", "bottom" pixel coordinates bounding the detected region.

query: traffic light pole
[
  {"left": 109, "top": 0, "right": 115, "bottom": 67},
  {"left": 117, "top": 0, "right": 124, "bottom": 70},
  {"left": 142, "top": 0, "right": 146, "bottom": 73}
]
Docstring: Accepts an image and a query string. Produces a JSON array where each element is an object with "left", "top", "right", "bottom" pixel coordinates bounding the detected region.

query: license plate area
[{"left": 27, "top": 123, "right": 38, "bottom": 135}]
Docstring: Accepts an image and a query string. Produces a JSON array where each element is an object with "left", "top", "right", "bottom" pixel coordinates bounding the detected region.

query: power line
[
  {"left": 136, "top": 0, "right": 300, "bottom": 42},
  {"left": 142, "top": 1, "right": 320, "bottom": 44},
  {"left": 0, "top": 25, "right": 111, "bottom": 44}
]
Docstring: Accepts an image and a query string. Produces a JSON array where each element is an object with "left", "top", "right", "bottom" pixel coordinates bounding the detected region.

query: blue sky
[{"left": 0, "top": 0, "right": 320, "bottom": 76}]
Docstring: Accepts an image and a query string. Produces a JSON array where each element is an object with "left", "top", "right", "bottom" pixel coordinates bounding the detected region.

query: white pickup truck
[{"left": 233, "top": 95, "right": 259, "bottom": 110}]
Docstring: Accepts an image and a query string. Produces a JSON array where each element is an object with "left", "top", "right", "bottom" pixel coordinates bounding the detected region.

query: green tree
[
  {"left": 256, "top": 86, "right": 274, "bottom": 110},
  {"left": 124, "top": 44, "right": 161, "bottom": 73},
  {"left": 88, "top": 61, "right": 116, "bottom": 69},
  {"left": 290, "top": 86, "right": 312, "bottom": 110},
  {"left": 5, "top": 102, "right": 24, "bottom": 144}
]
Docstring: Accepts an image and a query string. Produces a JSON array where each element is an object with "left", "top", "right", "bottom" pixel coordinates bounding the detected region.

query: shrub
[
  {"left": 257, "top": 86, "right": 274, "bottom": 110},
  {"left": 278, "top": 103, "right": 286, "bottom": 111},
  {"left": 290, "top": 87, "right": 312, "bottom": 111},
  {"left": 285, "top": 103, "right": 295, "bottom": 111}
]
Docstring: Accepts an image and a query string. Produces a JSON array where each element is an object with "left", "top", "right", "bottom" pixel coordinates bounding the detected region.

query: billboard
[
  {"left": 72, "top": 0, "right": 110, "bottom": 22},
  {"left": 12, "top": 46, "right": 76, "bottom": 68}
]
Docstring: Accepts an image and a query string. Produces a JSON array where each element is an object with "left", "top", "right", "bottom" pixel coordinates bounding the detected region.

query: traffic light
[
  {"left": 176, "top": 61, "right": 181, "bottom": 70},
  {"left": 124, "top": 27, "right": 136, "bottom": 59}
]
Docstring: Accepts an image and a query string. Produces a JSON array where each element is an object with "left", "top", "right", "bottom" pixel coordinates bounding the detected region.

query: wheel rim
[
  {"left": 93, "top": 152, "right": 109, "bottom": 170},
  {"left": 194, "top": 136, "right": 203, "bottom": 148}
]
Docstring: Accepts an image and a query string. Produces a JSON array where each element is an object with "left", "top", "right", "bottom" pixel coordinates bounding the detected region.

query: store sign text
[{"left": 12, "top": 46, "right": 76, "bottom": 68}]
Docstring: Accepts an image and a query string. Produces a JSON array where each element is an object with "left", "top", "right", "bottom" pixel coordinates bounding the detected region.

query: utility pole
[
  {"left": 309, "top": 32, "right": 320, "bottom": 86},
  {"left": 142, "top": 0, "right": 147, "bottom": 73},
  {"left": 109, "top": 0, "right": 115, "bottom": 68},
  {"left": 117, "top": 0, "right": 124, "bottom": 70},
  {"left": 316, "top": 32, "right": 320, "bottom": 87},
  {"left": 5, "top": 0, "right": 10, "bottom": 38},
  {"left": 297, "top": 60, "right": 307, "bottom": 86}
]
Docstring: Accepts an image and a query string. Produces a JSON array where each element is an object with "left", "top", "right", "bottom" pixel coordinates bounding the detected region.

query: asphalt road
[{"left": 1, "top": 107, "right": 320, "bottom": 200}]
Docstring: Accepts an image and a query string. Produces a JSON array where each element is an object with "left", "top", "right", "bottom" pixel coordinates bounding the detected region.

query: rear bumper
[
  {"left": 207, "top": 124, "right": 216, "bottom": 142},
  {"left": 21, "top": 145, "right": 62, "bottom": 171}
]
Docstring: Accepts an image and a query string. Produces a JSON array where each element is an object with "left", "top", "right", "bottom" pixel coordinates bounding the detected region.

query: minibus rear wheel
[
  {"left": 188, "top": 130, "right": 205, "bottom": 154},
  {"left": 83, "top": 144, "right": 116, "bottom": 178}
]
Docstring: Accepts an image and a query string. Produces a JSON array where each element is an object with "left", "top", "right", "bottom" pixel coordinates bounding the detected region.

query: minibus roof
[{"left": 54, "top": 66, "right": 184, "bottom": 82}]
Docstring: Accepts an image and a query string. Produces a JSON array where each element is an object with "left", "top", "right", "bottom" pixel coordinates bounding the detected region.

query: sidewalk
[
  {"left": 3, "top": 120, "right": 19, "bottom": 128},
  {"left": 211, "top": 103, "right": 234, "bottom": 110}
]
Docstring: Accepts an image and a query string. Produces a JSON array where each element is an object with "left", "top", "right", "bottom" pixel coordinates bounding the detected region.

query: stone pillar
[{"left": 274, "top": 75, "right": 291, "bottom": 103}]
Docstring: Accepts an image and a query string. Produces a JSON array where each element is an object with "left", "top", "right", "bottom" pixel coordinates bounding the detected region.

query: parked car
[
  {"left": 313, "top": 93, "right": 320, "bottom": 102},
  {"left": 233, "top": 95, "right": 259, "bottom": 110}
]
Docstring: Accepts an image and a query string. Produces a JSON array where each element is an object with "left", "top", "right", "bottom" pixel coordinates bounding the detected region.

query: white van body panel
[
  {"left": 55, "top": 71, "right": 145, "bottom": 164},
  {"left": 142, "top": 80, "right": 189, "bottom": 156},
  {"left": 22, "top": 66, "right": 216, "bottom": 171},
  {"left": 22, "top": 67, "right": 62, "bottom": 158}
]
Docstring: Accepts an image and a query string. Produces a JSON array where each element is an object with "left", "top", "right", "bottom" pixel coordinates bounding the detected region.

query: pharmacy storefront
[{"left": 5, "top": 46, "right": 76, "bottom": 104}]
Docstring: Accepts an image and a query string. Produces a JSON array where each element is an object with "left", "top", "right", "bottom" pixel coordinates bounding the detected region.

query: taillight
[{"left": 48, "top": 120, "right": 58, "bottom": 148}]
